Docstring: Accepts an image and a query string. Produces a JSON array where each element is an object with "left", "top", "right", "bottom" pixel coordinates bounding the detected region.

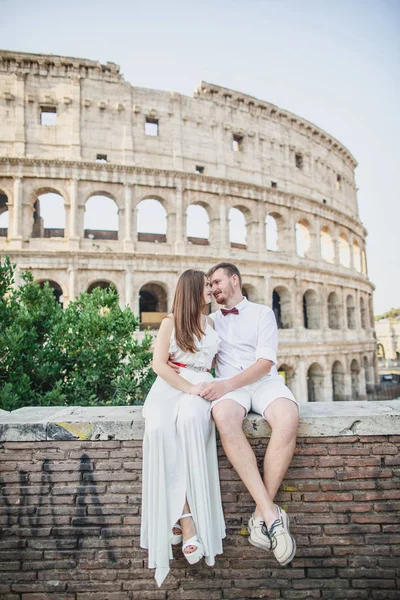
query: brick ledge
[{"left": 0, "top": 400, "right": 399, "bottom": 442}]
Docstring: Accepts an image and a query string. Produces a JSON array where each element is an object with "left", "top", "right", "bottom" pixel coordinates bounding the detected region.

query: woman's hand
[{"left": 189, "top": 382, "right": 209, "bottom": 396}]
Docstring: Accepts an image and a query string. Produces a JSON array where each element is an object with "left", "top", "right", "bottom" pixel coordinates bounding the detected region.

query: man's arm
[{"left": 199, "top": 359, "right": 272, "bottom": 401}]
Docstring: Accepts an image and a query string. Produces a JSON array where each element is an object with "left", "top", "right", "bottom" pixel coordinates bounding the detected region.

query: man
[{"left": 200, "top": 262, "right": 299, "bottom": 566}]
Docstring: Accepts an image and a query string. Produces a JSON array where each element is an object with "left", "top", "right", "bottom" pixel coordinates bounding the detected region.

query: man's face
[{"left": 210, "top": 268, "right": 236, "bottom": 305}]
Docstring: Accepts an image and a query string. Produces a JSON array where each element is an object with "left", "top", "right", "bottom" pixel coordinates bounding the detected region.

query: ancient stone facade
[{"left": 0, "top": 50, "right": 377, "bottom": 402}]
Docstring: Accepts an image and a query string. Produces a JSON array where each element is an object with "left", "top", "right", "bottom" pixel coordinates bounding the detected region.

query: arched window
[
  {"left": 353, "top": 241, "right": 362, "bottom": 272},
  {"left": 0, "top": 191, "right": 8, "bottom": 237},
  {"left": 39, "top": 280, "right": 64, "bottom": 307},
  {"left": 377, "top": 343, "right": 385, "bottom": 360},
  {"left": 32, "top": 192, "right": 65, "bottom": 238},
  {"left": 265, "top": 214, "right": 279, "bottom": 252},
  {"left": 87, "top": 281, "right": 115, "bottom": 294},
  {"left": 360, "top": 297, "right": 367, "bottom": 329},
  {"left": 84, "top": 195, "right": 118, "bottom": 240},
  {"left": 229, "top": 207, "right": 247, "bottom": 248},
  {"left": 273, "top": 287, "right": 292, "bottom": 329},
  {"left": 139, "top": 282, "right": 168, "bottom": 329},
  {"left": 137, "top": 199, "right": 167, "bottom": 243},
  {"left": 303, "top": 289, "right": 320, "bottom": 329},
  {"left": 328, "top": 292, "right": 340, "bottom": 330},
  {"left": 332, "top": 361, "right": 345, "bottom": 401},
  {"left": 307, "top": 363, "right": 324, "bottom": 402},
  {"left": 242, "top": 284, "right": 257, "bottom": 302},
  {"left": 296, "top": 220, "right": 311, "bottom": 258},
  {"left": 350, "top": 359, "right": 360, "bottom": 399},
  {"left": 278, "top": 364, "right": 295, "bottom": 393},
  {"left": 320, "top": 227, "right": 335, "bottom": 263},
  {"left": 339, "top": 234, "right": 351, "bottom": 268},
  {"left": 186, "top": 204, "right": 209, "bottom": 245},
  {"left": 346, "top": 295, "right": 356, "bottom": 329}
]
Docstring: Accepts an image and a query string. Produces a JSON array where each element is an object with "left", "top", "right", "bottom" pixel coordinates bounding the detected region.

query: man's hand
[
  {"left": 167, "top": 355, "right": 180, "bottom": 373},
  {"left": 199, "top": 381, "right": 231, "bottom": 402}
]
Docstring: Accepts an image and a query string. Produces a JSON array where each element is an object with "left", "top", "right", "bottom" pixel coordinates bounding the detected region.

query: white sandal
[
  {"left": 171, "top": 522, "right": 183, "bottom": 545},
  {"left": 180, "top": 513, "right": 204, "bottom": 565}
]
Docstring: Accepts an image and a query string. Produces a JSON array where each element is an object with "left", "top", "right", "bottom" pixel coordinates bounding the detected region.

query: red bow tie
[{"left": 221, "top": 307, "right": 239, "bottom": 316}]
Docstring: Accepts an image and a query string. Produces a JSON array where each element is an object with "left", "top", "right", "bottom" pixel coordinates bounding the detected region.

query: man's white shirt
[{"left": 210, "top": 296, "right": 279, "bottom": 380}]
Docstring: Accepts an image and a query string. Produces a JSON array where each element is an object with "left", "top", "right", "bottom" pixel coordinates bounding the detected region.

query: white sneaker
[
  {"left": 262, "top": 505, "right": 296, "bottom": 566},
  {"left": 248, "top": 512, "right": 272, "bottom": 551}
]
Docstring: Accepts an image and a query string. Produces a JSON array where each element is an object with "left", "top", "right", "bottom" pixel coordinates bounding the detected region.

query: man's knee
[
  {"left": 212, "top": 399, "right": 245, "bottom": 437},
  {"left": 264, "top": 397, "right": 299, "bottom": 436}
]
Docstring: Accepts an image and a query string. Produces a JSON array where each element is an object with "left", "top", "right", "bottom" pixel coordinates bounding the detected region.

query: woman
[{"left": 140, "top": 270, "right": 226, "bottom": 587}]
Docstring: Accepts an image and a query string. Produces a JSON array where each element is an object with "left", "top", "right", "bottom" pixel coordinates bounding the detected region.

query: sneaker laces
[{"left": 262, "top": 517, "right": 283, "bottom": 550}]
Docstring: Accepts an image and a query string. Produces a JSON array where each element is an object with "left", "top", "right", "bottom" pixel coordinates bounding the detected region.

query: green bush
[{"left": 0, "top": 257, "right": 156, "bottom": 411}]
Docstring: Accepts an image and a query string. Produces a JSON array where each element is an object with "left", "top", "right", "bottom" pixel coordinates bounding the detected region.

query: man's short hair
[{"left": 207, "top": 262, "right": 242, "bottom": 288}]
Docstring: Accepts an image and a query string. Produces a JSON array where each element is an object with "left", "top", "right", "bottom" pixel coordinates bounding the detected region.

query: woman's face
[{"left": 203, "top": 277, "right": 212, "bottom": 305}]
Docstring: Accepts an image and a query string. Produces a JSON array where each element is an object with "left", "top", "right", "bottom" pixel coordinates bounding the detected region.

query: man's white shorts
[{"left": 210, "top": 374, "right": 298, "bottom": 418}]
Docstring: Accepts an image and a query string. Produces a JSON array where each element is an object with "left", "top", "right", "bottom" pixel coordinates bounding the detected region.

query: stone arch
[
  {"left": 303, "top": 289, "right": 320, "bottom": 329},
  {"left": 353, "top": 240, "right": 362, "bottom": 272},
  {"left": 84, "top": 194, "right": 119, "bottom": 240},
  {"left": 339, "top": 233, "right": 351, "bottom": 267},
  {"left": 139, "top": 282, "right": 168, "bottom": 329},
  {"left": 307, "top": 362, "right": 324, "bottom": 402},
  {"left": 273, "top": 286, "right": 292, "bottom": 329},
  {"left": 265, "top": 213, "right": 281, "bottom": 252},
  {"left": 32, "top": 190, "right": 66, "bottom": 238},
  {"left": 328, "top": 291, "right": 341, "bottom": 330},
  {"left": 320, "top": 226, "right": 335, "bottom": 263},
  {"left": 186, "top": 203, "right": 210, "bottom": 245},
  {"left": 0, "top": 190, "right": 9, "bottom": 236},
  {"left": 350, "top": 359, "right": 360, "bottom": 399},
  {"left": 360, "top": 296, "right": 368, "bottom": 329},
  {"left": 38, "top": 279, "right": 64, "bottom": 307},
  {"left": 295, "top": 218, "right": 311, "bottom": 258},
  {"left": 242, "top": 283, "right": 257, "bottom": 302},
  {"left": 346, "top": 295, "right": 356, "bottom": 329},
  {"left": 87, "top": 280, "right": 117, "bottom": 294},
  {"left": 332, "top": 360, "right": 346, "bottom": 401},
  {"left": 377, "top": 343, "right": 385, "bottom": 359},
  {"left": 229, "top": 206, "right": 248, "bottom": 248},
  {"left": 137, "top": 198, "right": 167, "bottom": 243},
  {"left": 278, "top": 363, "right": 295, "bottom": 393}
]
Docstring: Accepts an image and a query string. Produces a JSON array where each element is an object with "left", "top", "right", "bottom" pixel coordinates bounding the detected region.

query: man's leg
[
  {"left": 212, "top": 398, "right": 277, "bottom": 525},
  {"left": 262, "top": 397, "right": 299, "bottom": 505}
]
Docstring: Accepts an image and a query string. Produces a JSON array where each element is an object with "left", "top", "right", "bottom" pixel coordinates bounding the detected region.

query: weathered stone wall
[
  {"left": 0, "top": 50, "right": 377, "bottom": 402},
  {"left": 0, "top": 402, "right": 399, "bottom": 599}
]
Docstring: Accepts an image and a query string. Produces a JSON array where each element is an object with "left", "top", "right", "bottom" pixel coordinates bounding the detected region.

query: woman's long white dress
[{"left": 140, "top": 324, "right": 226, "bottom": 587}]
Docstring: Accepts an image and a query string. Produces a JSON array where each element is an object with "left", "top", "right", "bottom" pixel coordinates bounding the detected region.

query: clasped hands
[{"left": 168, "top": 357, "right": 231, "bottom": 401}]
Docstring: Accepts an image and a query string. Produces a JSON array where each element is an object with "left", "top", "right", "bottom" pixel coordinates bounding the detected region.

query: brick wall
[{"left": 0, "top": 403, "right": 399, "bottom": 600}]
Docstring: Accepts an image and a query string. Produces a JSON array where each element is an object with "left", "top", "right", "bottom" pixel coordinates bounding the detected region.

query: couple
[{"left": 140, "top": 262, "right": 299, "bottom": 586}]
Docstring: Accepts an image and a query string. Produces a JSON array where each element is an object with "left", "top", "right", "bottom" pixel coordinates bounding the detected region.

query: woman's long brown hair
[{"left": 171, "top": 270, "right": 207, "bottom": 354}]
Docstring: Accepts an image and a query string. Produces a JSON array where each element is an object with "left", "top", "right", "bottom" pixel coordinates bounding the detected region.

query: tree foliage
[
  {"left": 0, "top": 257, "right": 156, "bottom": 411},
  {"left": 375, "top": 307, "right": 400, "bottom": 321}
]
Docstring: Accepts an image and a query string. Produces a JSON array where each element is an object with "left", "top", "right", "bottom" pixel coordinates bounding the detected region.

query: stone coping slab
[{"left": 0, "top": 400, "right": 399, "bottom": 442}]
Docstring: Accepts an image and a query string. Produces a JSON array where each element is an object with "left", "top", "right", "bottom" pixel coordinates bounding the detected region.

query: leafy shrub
[{"left": 0, "top": 257, "right": 156, "bottom": 411}]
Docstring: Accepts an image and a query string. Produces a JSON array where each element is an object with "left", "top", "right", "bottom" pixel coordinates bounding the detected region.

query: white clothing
[
  {"left": 140, "top": 324, "right": 226, "bottom": 587},
  {"left": 210, "top": 296, "right": 279, "bottom": 379},
  {"left": 210, "top": 297, "right": 298, "bottom": 415}
]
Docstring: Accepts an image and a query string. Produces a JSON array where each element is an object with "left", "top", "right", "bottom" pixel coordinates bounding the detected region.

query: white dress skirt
[{"left": 140, "top": 324, "right": 226, "bottom": 587}]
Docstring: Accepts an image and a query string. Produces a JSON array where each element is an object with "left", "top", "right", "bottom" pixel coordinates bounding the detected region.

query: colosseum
[{"left": 0, "top": 50, "right": 377, "bottom": 404}]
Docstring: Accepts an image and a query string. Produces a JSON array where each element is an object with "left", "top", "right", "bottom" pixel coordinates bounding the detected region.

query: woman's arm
[{"left": 152, "top": 317, "right": 207, "bottom": 395}]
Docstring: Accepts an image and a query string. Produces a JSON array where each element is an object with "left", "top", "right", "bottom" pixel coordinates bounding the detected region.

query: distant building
[{"left": 376, "top": 318, "right": 400, "bottom": 380}]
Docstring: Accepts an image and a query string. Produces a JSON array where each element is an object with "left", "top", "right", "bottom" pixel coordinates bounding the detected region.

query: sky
[{"left": 1, "top": 0, "right": 399, "bottom": 314}]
